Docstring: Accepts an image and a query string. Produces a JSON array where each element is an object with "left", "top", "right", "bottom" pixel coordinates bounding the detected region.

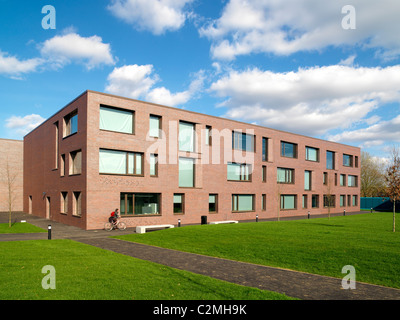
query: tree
[
  {"left": 385, "top": 146, "right": 400, "bottom": 232},
  {"left": 361, "top": 151, "right": 387, "bottom": 197}
]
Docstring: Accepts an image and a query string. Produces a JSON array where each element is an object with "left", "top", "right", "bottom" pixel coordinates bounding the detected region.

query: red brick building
[{"left": 23, "top": 90, "right": 360, "bottom": 230}]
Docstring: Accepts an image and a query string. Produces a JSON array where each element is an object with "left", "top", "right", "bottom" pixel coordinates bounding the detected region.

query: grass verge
[{"left": 0, "top": 223, "right": 45, "bottom": 234}]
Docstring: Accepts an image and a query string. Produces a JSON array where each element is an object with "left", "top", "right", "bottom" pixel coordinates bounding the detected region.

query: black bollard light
[
  {"left": 343, "top": 209, "right": 346, "bottom": 216},
  {"left": 256, "top": 214, "right": 258, "bottom": 222},
  {"left": 178, "top": 219, "right": 181, "bottom": 227},
  {"left": 308, "top": 211, "right": 310, "bottom": 219},
  {"left": 48, "top": 225, "right": 52, "bottom": 240}
]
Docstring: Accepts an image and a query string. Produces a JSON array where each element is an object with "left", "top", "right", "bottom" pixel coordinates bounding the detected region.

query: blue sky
[{"left": 1, "top": 0, "right": 400, "bottom": 159}]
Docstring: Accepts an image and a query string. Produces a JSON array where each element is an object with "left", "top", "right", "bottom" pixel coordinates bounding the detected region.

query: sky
[{"left": 1, "top": 0, "right": 400, "bottom": 159}]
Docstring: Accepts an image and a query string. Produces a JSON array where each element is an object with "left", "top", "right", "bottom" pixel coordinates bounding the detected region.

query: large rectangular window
[
  {"left": 179, "top": 157, "right": 195, "bottom": 187},
  {"left": 306, "top": 146, "right": 318, "bottom": 162},
  {"left": 348, "top": 175, "right": 357, "bottom": 187},
  {"left": 281, "top": 141, "right": 297, "bottom": 158},
  {"left": 312, "top": 195, "right": 319, "bottom": 208},
  {"left": 324, "top": 195, "right": 336, "bottom": 208},
  {"left": 99, "top": 149, "right": 143, "bottom": 175},
  {"left": 232, "top": 131, "right": 254, "bottom": 152},
  {"left": 64, "top": 110, "right": 78, "bottom": 137},
  {"left": 149, "top": 114, "right": 161, "bottom": 138},
  {"left": 280, "top": 195, "right": 296, "bottom": 210},
  {"left": 343, "top": 154, "right": 353, "bottom": 167},
  {"left": 232, "top": 194, "right": 254, "bottom": 212},
  {"left": 326, "top": 151, "right": 335, "bottom": 170},
  {"left": 179, "top": 121, "right": 195, "bottom": 152},
  {"left": 69, "top": 150, "right": 82, "bottom": 175},
  {"left": 227, "top": 163, "right": 252, "bottom": 181},
  {"left": 304, "top": 170, "right": 312, "bottom": 190},
  {"left": 100, "top": 105, "right": 134, "bottom": 134},
  {"left": 277, "top": 167, "right": 294, "bottom": 184},
  {"left": 120, "top": 193, "right": 160, "bottom": 215}
]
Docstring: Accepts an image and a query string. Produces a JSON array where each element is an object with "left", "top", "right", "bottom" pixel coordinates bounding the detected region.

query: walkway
[{"left": 2, "top": 212, "right": 400, "bottom": 300}]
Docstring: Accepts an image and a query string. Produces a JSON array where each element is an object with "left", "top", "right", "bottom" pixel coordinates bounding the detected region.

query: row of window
[{"left": 119, "top": 192, "right": 359, "bottom": 216}]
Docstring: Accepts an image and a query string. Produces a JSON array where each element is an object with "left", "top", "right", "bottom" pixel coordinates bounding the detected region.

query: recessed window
[
  {"left": 174, "top": 194, "right": 184, "bottom": 214},
  {"left": 120, "top": 193, "right": 160, "bottom": 215},
  {"left": 232, "top": 194, "right": 254, "bottom": 212},
  {"left": 304, "top": 170, "right": 312, "bottom": 190},
  {"left": 262, "top": 194, "right": 266, "bottom": 211},
  {"left": 277, "top": 167, "right": 294, "bottom": 184},
  {"left": 348, "top": 175, "right": 357, "bottom": 187},
  {"left": 312, "top": 195, "right": 319, "bottom": 208},
  {"left": 149, "top": 115, "right": 161, "bottom": 138},
  {"left": 232, "top": 131, "right": 254, "bottom": 152},
  {"left": 280, "top": 195, "right": 296, "bottom": 210},
  {"left": 72, "top": 191, "right": 82, "bottom": 217},
  {"left": 179, "top": 121, "right": 195, "bottom": 152},
  {"left": 99, "top": 149, "right": 143, "bottom": 175},
  {"left": 343, "top": 154, "right": 353, "bottom": 167},
  {"left": 262, "top": 137, "right": 268, "bottom": 161},
  {"left": 326, "top": 151, "right": 335, "bottom": 170},
  {"left": 306, "top": 146, "right": 318, "bottom": 162},
  {"left": 100, "top": 105, "right": 134, "bottom": 134},
  {"left": 209, "top": 194, "right": 218, "bottom": 213},
  {"left": 281, "top": 141, "right": 297, "bottom": 158},
  {"left": 340, "top": 195, "right": 346, "bottom": 207},
  {"left": 323, "top": 195, "right": 336, "bottom": 208},
  {"left": 205, "top": 125, "right": 212, "bottom": 145},
  {"left": 302, "top": 195, "right": 308, "bottom": 209},
  {"left": 227, "top": 163, "right": 252, "bottom": 181},
  {"left": 179, "top": 157, "right": 195, "bottom": 187},
  {"left": 69, "top": 150, "right": 82, "bottom": 175},
  {"left": 63, "top": 110, "right": 78, "bottom": 137},
  {"left": 262, "top": 165, "right": 267, "bottom": 182},
  {"left": 61, "top": 192, "right": 68, "bottom": 214},
  {"left": 150, "top": 154, "right": 158, "bottom": 177},
  {"left": 340, "top": 174, "right": 346, "bottom": 186},
  {"left": 352, "top": 195, "right": 358, "bottom": 206}
]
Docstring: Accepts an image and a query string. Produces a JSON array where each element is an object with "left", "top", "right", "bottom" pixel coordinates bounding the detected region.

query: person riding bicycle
[{"left": 108, "top": 209, "right": 119, "bottom": 226}]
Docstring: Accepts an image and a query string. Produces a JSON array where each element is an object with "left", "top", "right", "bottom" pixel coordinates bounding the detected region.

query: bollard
[
  {"left": 371, "top": 208, "right": 373, "bottom": 213},
  {"left": 308, "top": 211, "right": 310, "bottom": 219},
  {"left": 178, "top": 219, "right": 181, "bottom": 227},
  {"left": 256, "top": 215, "right": 258, "bottom": 222},
  {"left": 48, "top": 225, "right": 52, "bottom": 240},
  {"left": 343, "top": 209, "right": 346, "bottom": 216}
]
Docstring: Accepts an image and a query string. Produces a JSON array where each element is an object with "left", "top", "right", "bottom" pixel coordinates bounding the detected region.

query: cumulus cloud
[
  {"left": 105, "top": 64, "right": 204, "bottom": 107},
  {"left": 108, "top": 0, "right": 193, "bottom": 35},
  {"left": 210, "top": 64, "right": 400, "bottom": 136},
  {"left": 5, "top": 114, "right": 46, "bottom": 136},
  {"left": 0, "top": 51, "right": 43, "bottom": 79},
  {"left": 40, "top": 32, "right": 116, "bottom": 69},
  {"left": 200, "top": 0, "right": 400, "bottom": 60}
]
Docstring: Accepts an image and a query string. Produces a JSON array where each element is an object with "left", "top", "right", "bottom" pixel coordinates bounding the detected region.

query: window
[
  {"left": 227, "top": 163, "right": 252, "bottom": 181},
  {"left": 306, "top": 146, "right": 318, "bottom": 162},
  {"left": 343, "top": 154, "right": 353, "bottom": 167},
  {"left": 63, "top": 110, "right": 78, "bottom": 137},
  {"left": 60, "top": 154, "right": 65, "bottom": 177},
  {"left": 262, "top": 165, "right": 267, "bottom": 182},
  {"left": 323, "top": 195, "right": 336, "bottom": 208},
  {"left": 302, "top": 195, "right": 308, "bottom": 209},
  {"left": 232, "top": 194, "right": 254, "bottom": 212},
  {"left": 179, "top": 121, "right": 195, "bottom": 152},
  {"left": 205, "top": 125, "right": 212, "bottom": 145},
  {"left": 209, "top": 194, "right": 218, "bottom": 213},
  {"left": 232, "top": 131, "right": 254, "bottom": 152},
  {"left": 149, "top": 115, "right": 161, "bottom": 138},
  {"left": 312, "top": 195, "right": 319, "bottom": 208},
  {"left": 69, "top": 150, "right": 82, "bottom": 175},
  {"left": 174, "top": 194, "right": 184, "bottom": 214},
  {"left": 100, "top": 105, "right": 134, "bottom": 134},
  {"left": 54, "top": 122, "right": 59, "bottom": 169},
  {"left": 304, "top": 170, "right": 312, "bottom": 190},
  {"left": 150, "top": 154, "right": 158, "bottom": 177},
  {"left": 326, "top": 151, "right": 335, "bottom": 169},
  {"left": 347, "top": 195, "right": 351, "bottom": 207},
  {"left": 99, "top": 149, "right": 143, "bottom": 175},
  {"left": 340, "top": 195, "right": 346, "bottom": 207},
  {"left": 72, "top": 192, "right": 81, "bottom": 217},
  {"left": 348, "top": 175, "right": 357, "bottom": 187},
  {"left": 262, "top": 137, "right": 268, "bottom": 161},
  {"left": 179, "top": 157, "right": 195, "bottom": 187},
  {"left": 281, "top": 141, "right": 297, "bottom": 158},
  {"left": 280, "top": 195, "right": 296, "bottom": 210},
  {"left": 120, "top": 193, "right": 160, "bottom": 215},
  {"left": 355, "top": 156, "right": 359, "bottom": 168},
  {"left": 340, "top": 174, "right": 346, "bottom": 186},
  {"left": 352, "top": 195, "right": 358, "bottom": 206},
  {"left": 277, "top": 167, "right": 294, "bottom": 184},
  {"left": 323, "top": 172, "right": 328, "bottom": 185},
  {"left": 262, "top": 194, "right": 266, "bottom": 211},
  {"left": 61, "top": 192, "right": 68, "bottom": 214}
]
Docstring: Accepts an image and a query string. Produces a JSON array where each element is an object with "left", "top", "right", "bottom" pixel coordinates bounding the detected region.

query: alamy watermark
[
  {"left": 341, "top": 265, "right": 356, "bottom": 290},
  {"left": 41, "top": 265, "right": 56, "bottom": 290},
  {"left": 41, "top": 5, "right": 56, "bottom": 30},
  {"left": 342, "top": 5, "right": 356, "bottom": 30}
]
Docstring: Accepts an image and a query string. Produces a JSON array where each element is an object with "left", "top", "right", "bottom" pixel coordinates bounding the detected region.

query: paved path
[{"left": 2, "top": 212, "right": 400, "bottom": 300}]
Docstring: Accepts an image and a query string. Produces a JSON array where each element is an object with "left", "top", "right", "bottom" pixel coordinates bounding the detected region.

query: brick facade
[{"left": 23, "top": 90, "right": 361, "bottom": 230}]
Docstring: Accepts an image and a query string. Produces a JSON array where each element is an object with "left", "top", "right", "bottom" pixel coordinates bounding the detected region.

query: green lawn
[
  {"left": 0, "top": 239, "right": 294, "bottom": 300},
  {"left": 0, "top": 223, "right": 45, "bottom": 234},
  {"left": 114, "top": 212, "right": 400, "bottom": 289}
]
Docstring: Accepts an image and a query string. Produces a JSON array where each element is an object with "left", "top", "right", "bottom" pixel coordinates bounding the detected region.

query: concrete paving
[{"left": 1, "top": 212, "right": 400, "bottom": 300}]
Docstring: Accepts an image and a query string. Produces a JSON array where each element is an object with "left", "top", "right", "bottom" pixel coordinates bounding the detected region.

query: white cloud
[
  {"left": 108, "top": 0, "right": 193, "bottom": 35},
  {"left": 210, "top": 64, "right": 400, "bottom": 136},
  {"left": 0, "top": 51, "right": 43, "bottom": 79},
  {"left": 200, "top": 0, "right": 400, "bottom": 60},
  {"left": 5, "top": 114, "right": 45, "bottom": 136},
  {"left": 40, "top": 32, "right": 116, "bottom": 69},
  {"left": 105, "top": 64, "right": 204, "bottom": 107}
]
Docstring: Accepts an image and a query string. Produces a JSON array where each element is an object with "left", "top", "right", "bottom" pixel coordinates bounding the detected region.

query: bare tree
[
  {"left": 361, "top": 151, "right": 387, "bottom": 197},
  {"left": 385, "top": 146, "right": 400, "bottom": 232},
  {"left": 5, "top": 159, "right": 18, "bottom": 228}
]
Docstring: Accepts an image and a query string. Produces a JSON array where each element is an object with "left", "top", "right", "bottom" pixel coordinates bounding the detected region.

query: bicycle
[{"left": 104, "top": 219, "right": 126, "bottom": 231}]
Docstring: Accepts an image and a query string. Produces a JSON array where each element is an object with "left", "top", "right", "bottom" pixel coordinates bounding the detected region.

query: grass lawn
[
  {"left": 0, "top": 239, "right": 294, "bottom": 300},
  {"left": 0, "top": 223, "right": 45, "bottom": 234},
  {"left": 114, "top": 212, "right": 400, "bottom": 289}
]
